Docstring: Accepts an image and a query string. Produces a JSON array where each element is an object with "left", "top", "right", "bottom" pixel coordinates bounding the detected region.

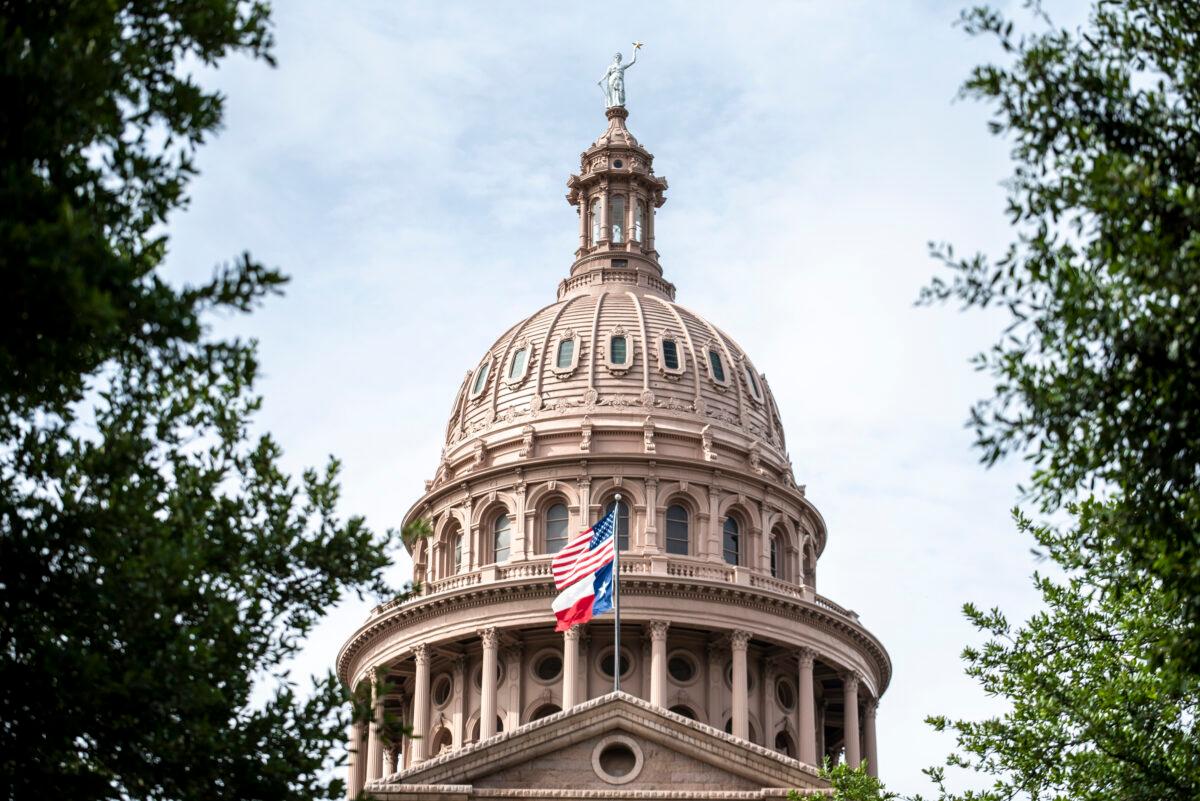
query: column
[
  {"left": 366, "top": 671, "right": 385, "bottom": 782},
  {"left": 706, "top": 641, "right": 723, "bottom": 728},
  {"left": 648, "top": 621, "right": 669, "bottom": 707},
  {"left": 864, "top": 699, "right": 879, "bottom": 778},
  {"left": 451, "top": 655, "right": 466, "bottom": 749},
  {"left": 578, "top": 200, "right": 588, "bottom": 249},
  {"left": 411, "top": 644, "right": 430, "bottom": 762},
  {"left": 347, "top": 720, "right": 364, "bottom": 799},
  {"left": 480, "top": 627, "right": 499, "bottom": 738},
  {"left": 646, "top": 191, "right": 656, "bottom": 252},
  {"left": 599, "top": 188, "right": 610, "bottom": 243},
  {"left": 797, "top": 648, "right": 817, "bottom": 765},
  {"left": 730, "top": 630, "right": 751, "bottom": 740},
  {"left": 644, "top": 478, "right": 659, "bottom": 552},
  {"left": 384, "top": 746, "right": 397, "bottom": 777},
  {"left": 706, "top": 487, "right": 721, "bottom": 562},
  {"left": 842, "top": 672, "right": 861, "bottom": 768},
  {"left": 563, "top": 625, "right": 581, "bottom": 709}
]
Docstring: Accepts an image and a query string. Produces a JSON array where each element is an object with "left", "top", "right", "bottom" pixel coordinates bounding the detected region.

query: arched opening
[
  {"left": 665, "top": 504, "right": 689, "bottom": 555},
  {"left": 668, "top": 705, "right": 697, "bottom": 720},
  {"left": 470, "top": 715, "right": 505, "bottom": 742},
  {"left": 610, "top": 195, "right": 625, "bottom": 243},
  {"left": 430, "top": 727, "right": 453, "bottom": 757},
  {"left": 529, "top": 703, "right": 561, "bottom": 722},
  {"left": 493, "top": 513, "right": 511, "bottom": 563},
  {"left": 590, "top": 198, "right": 601, "bottom": 244},
  {"left": 774, "top": 730, "right": 796, "bottom": 758},
  {"left": 545, "top": 502, "right": 569, "bottom": 554},
  {"left": 604, "top": 498, "right": 630, "bottom": 550},
  {"left": 723, "top": 516, "right": 741, "bottom": 566},
  {"left": 769, "top": 533, "right": 779, "bottom": 578},
  {"left": 633, "top": 201, "right": 645, "bottom": 242}
]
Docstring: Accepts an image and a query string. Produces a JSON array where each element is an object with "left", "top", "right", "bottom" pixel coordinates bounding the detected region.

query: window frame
[
  {"left": 722, "top": 515, "right": 741, "bottom": 566},
  {"left": 550, "top": 330, "right": 581, "bottom": 378},
  {"left": 665, "top": 503, "right": 690, "bottom": 556},
  {"left": 603, "top": 328, "right": 634, "bottom": 374},
  {"left": 469, "top": 357, "right": 493, "bottom": 399},
  {"left": 705, "top": 345, "right": 729, "bottom": 387},
  {"left": 504, "top": 339, "right": 534, "bottom": 387},
  {"left": 603, "top": 497, "right": 630, "bottom": 551},
  {"left": 656, "top": 334, "right": 686, "bottom": 377},
  {"left": 492, "top": 511, "right": 512, "bottom": 564},
  {"left": 742, "top": 359, "right": 763, "bottom": 402},
  {"left": 609, "top": 194, "right": 626, "bottom": 244},
  {"left": 544, "top": 500, "right": 570, "bottom": 555}
]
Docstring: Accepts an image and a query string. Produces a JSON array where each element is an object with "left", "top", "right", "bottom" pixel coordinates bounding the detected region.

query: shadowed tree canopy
[{"left": 0, "top": 2, "right": 412, "bottom": 799}]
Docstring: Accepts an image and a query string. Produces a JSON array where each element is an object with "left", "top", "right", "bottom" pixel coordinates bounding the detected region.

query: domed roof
[
  {"left": 427, "top": 107, "right": 796, "bottom": 491},
  {"left": 445, "top": 289, "right": 786, "bottom": 456}
]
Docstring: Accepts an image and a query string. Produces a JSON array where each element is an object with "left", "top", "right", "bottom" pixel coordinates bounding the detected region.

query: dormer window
[
  {"left": 610, "top": 195, "right": 625, "bottom": 244},
  {"left": 507, "top": 346, "right": 529, "bottom": 383},
  {"left": 605, "top": 329, "right": 633, "bottom": 375},
  {"left": 557, "top": 339, "right": 574, "bottom": 369},
  {"left": 657, "top": 335, "right": 685, "bottom": 378},
  {"left": 469, "top": 359, "right": 491, "bottom": 398},
  {"left": 708, "top": 349, "right": 727, "bottom": 384}
]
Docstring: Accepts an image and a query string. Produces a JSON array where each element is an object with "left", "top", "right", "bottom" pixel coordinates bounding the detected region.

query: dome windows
[
  {"left": 657, "top": 335, "right": 685, "bottom": 378},
  {"left": 604, "top": 329, "right": 633, "bottom": 375},
  {"left": 545, "top": 502, "right": 569, "bottom": 554},
  {"left": 665, "top": 504, "right": 689, "bottom": 555},
  {"left": 493, "top": 513, "right": 511, "bottom": 563},
  {"left": 743, "top": 361, "right": 763, "bottom": 402},
  {"left": 610, "top": 195, "right": 626, "bottom": 243},
  {"left": 551, "top": 331, "right": 581, "bottom": 377},
  {"left": 505, "top": 341, "right": 533, "bottom": 386},
  {"left": 706, "top": 347, "right": 728, "bottom": 385},
  {"left": 469, "top": 359, "right": 492, "bottom": 399},
  {"left": 723, "top": 516, "right": 741, "bottom": 566}
]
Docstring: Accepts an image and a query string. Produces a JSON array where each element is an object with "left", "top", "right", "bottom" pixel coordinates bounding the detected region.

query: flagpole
[{"left": 613, "top": 492, "right": 622, "bottom": 694}]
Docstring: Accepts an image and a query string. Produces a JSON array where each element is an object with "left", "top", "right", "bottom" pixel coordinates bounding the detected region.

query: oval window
[{"left": 471, "top": 360, "right": 491, "bottom": 396}]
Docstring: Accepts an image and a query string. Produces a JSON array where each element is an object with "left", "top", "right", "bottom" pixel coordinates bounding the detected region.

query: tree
[
  {"left": 920, "top": 2, "right": 1200, "bottom": 799},
  {"left": 0, "top": 2, "right": 410, "bottom": 799},
  {"left": 922, "top": 0, "right": 1200, "bottom": 675},
  {"left": 789, "top": 762, "right": 895, "bottom": 801}
]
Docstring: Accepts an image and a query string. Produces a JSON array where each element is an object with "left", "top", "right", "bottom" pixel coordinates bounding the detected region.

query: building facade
[{"left": 336, "top": 103, "right": 891, "bottom": 800}]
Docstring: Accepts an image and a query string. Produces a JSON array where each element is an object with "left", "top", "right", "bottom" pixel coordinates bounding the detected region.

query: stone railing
[{"left": 370, "top": 553, "right": 856, "bottom": 622}]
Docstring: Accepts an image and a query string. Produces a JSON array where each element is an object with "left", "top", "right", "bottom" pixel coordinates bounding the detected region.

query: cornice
[{"left": 337, "top": 576, "right": 891, "bottom": 695}]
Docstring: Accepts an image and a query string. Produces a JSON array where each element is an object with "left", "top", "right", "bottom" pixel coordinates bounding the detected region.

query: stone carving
[
  {"left": 579, "top": 416, "right": 593, "bottom": 452},
  {"left": 730, "top": 630, "right": 752, "bottom": 651},
  {"left": 478, "top": 627, "right": 498, "bottom": 649},
  {"left": 700, "top": 425, "right": 715, "bottom": 462},
  {"left": 413, "top": 643, "right": 429, "bottom": 666},
  {"left": 640, "top": 389, "right": 655, "bottom": 408},
  {"left": 643, "top": 416, "right": 656, "bottom": 454},
  {"left": 469, "top": 440, "right": 486, "bottom": 472},
  {"left": 748, "top": 439, "right": 765, "bottom": 475},
  {"left": 648, "top": 620, "right": 670, "bottom": 641},
  {"left": 797, "top": 647, "right": 816, "bottom": 670},
  {"left": 518, "top": 425, "right": 535, "bottom": 459}
]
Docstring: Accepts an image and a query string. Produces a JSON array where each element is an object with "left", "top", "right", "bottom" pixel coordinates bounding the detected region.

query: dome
[
  {"left": 339, "top": 99, "right": 889, "bottom": 796},
  {"left": 438, "top": 290, "right": 790, "bottom": 490}
]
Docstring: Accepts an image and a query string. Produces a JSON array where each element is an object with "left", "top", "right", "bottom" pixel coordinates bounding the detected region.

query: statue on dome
[{"left": 599, "top": 42, "right": 642, "bottom": 108}]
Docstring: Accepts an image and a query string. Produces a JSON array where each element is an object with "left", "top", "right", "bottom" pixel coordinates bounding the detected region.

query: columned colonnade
[{"left": 347, "top": 624, "right": 880, "bottom": 797}]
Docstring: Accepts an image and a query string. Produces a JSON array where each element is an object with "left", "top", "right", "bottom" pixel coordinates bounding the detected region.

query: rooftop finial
[{"left": 598, "top": 42, "right": 643, "bottom": 109}]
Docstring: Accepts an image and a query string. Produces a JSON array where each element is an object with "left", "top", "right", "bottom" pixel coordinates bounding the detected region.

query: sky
[{"left": 162, "top": 1, "right": 1084, "bottom": 795}]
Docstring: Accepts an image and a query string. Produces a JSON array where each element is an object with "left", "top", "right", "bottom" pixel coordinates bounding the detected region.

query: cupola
[{"left": 562, "top": 107, "right": 672, "bottom": 301}]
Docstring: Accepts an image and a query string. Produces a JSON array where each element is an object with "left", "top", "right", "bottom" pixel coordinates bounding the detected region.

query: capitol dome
[{"left": 338, "top": 103, "right": 890, "bottom": 801}]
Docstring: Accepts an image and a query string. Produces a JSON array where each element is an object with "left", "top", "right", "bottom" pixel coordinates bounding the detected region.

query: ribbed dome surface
[{"left": 445, "top": 288, "right": 786, "bottom": 457}]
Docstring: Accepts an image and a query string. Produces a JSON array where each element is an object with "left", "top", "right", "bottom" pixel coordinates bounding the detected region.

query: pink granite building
[{"left": 337, "top": 103, "right": 890, "bottom": 800}]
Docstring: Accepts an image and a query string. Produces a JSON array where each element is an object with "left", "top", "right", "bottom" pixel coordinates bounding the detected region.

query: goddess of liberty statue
[{"left": 599, "top": 42, "right": 643, "bottom": 108}]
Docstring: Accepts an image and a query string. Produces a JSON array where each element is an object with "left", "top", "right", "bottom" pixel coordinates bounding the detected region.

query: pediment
[{"left": 369, "top": 692, "right": 826, "bottom": 798}]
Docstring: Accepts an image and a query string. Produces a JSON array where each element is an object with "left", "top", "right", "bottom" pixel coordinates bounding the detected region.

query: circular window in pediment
[{"left": 591, "top": 734, "right": 643, "bottom": 785}]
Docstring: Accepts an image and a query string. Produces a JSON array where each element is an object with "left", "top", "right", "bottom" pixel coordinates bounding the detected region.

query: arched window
[
  {"left": 610, "top": 195, "right": 625, "bottom": 243},
  {"left": 666, "top": 504, "right": 689, "bottom": 555},
  {"left": 508, "top": 347, "right": 528, "bottom": 381},
  {"left": 774, "top": 731, "right": 795, "bottom": 757},
  {"left": 455, "top": 531, "right": 464, "bottom": 573},
  {"left": 590, "top": 198, "right": 601, "bottom": 244},
  {"left": 431, "top": 727, "right": 453, "bottom": 757},
  {"left": 545, "top": 502, "right": 569, "bottom": 554},
  {"left": 529, "top": 703, "right": 561, "bottom": 721},
  {"left": 769, "top": 535, "right": 779, "bottom": 578},
  {"left": 605, "top": 499, "right": 629, "bottom": 551},
  {"left": 493, "top": 513, "right": 511, "bottom": 563},
  {"left": 744, "top": 363, "right": 762, "bottom": 399},
  {"left": 633, "top": 201, "right": 645, "bottom": 242},
  {"left": 723, "top": 517, "right": 740, "bottom": 566}
]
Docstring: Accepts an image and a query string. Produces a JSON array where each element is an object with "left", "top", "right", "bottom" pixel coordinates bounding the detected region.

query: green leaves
[
  {"left": 922, "top": 2, "right": 1200, "bottom": 799},
  {"left": 0, "top": 2, "right": 405, "bottom": 799}
]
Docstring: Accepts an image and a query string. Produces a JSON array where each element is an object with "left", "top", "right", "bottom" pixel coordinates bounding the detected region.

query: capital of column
[
  {"left": 478, "top": 627, "right": 499, "bottom": 649},
  {"left": 730, "top": 630, "right": 752, "bottom": 652},
  {"left": 706, "top": 641, "right": 724, "bottom": 665},
  {"left": 841, "top": 670, "right": 861, "bottom": 692},
  {"left": 797, "top": 647, "right": 816, "bottom": 670},
  {"left": 647, "top": 620, "right": 670, "bottom": 642},
  {"left": 413, "top": 643, "right": 429, "bottom": 666},
  {"left": 564, "top": 624, "right": 582, "bottom": 642},
  {"left": 864, "top": 698, "right": 878, "bottom": 718}
]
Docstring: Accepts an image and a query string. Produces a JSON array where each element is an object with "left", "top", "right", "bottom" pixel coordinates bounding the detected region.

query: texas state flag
[{"left": 550, "top": 508, "right": 617, "bottom": 631}]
